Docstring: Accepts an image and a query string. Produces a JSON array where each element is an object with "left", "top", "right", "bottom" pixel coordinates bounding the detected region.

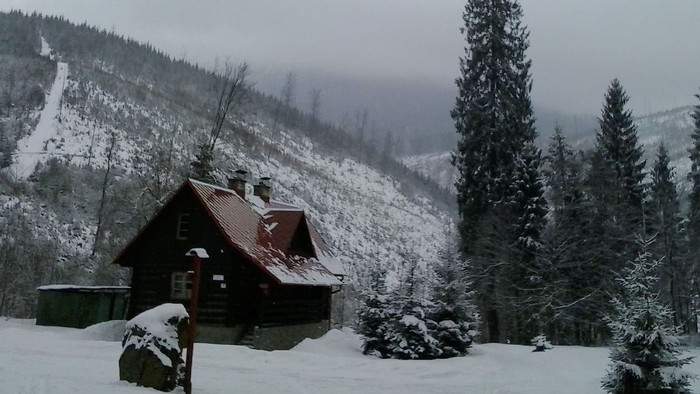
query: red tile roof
[{"left": 187, "top": 179, "right": 342, "bottom": 286}]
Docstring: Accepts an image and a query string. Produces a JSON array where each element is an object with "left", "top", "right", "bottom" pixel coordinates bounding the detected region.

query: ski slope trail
[{"left": 12, "top": 60, "right": 68, "bottom": 178}]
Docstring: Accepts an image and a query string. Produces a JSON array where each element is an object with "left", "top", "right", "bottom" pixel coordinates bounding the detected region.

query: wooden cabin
[{"left": 112, "top": 176, "right": 344, "bottom": 350}]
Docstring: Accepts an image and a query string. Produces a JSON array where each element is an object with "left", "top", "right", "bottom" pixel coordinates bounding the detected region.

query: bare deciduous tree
[
  {"left": 272, "top": 71, "right": 297, "bottom": 134},
  {"left": 309, "top": 87, "right": 321, "bottom": 131},
  {"left": 208, "top": 61, "right": 251, "bottom": 152},
  {"left": 191, "top": 61, "right": 251, "bottom": 181},
  {"left": 92, "top": 130, "right": 118, "bottom": 257}
]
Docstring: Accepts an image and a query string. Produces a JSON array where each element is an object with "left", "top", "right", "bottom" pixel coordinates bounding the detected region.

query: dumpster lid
[{"left": 37, "top": 284, "right": 130, "bottom": 293}]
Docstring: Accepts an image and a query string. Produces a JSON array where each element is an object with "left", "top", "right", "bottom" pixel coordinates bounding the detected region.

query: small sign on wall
[{"left": 212, "top": 274, "right": 224, "bottom": 281}]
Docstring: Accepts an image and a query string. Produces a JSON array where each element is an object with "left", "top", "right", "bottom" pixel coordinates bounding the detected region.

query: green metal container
[{"left": 36, "top": 285, "right": 130, "bottom": 328}]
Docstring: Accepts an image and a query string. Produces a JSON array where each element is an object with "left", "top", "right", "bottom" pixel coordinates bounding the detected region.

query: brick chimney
[
  {"left": 227, "top": 169, "right": 248, "bottom": 199},
  {"left": 253, "top": 176, "right": 271, "bottom": 203}
]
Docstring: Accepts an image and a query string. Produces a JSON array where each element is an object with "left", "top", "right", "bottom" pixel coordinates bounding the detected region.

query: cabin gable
[{"left": 112, "top": 179, "right": 342, "bottom": 348}]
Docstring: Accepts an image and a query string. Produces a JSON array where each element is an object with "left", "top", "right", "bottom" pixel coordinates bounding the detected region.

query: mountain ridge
[{"left": 405, "top": 105, "right": 697, "bottom": 195}]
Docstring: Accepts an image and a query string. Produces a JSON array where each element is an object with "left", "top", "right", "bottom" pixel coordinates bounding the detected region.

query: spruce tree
[
  {"left": 542, "top": 129, "right": 602, "bottom": 344},
  {"left": 0, "top": 124, "right": 13, "bottom": 169},
  {"left": 686, "top": 91, "right": 700, "bottom": 333},
  {"left": 189, "top": 141, "right": 216, "bottom": 184},
  {"left": 451, "top": 0, "right": 545, "bottom": 343},
  {"left": 587, "top": 80, "right": 646, "bottom": 333},
  {"left": 595, "top": 79, "right": 646, "bottom": 220},
  {"left": 390, "top": 298, "right": 442, "bottom": 360},
  {"left": 649, "top": 143, "right": 688, "bottom": 331},
  {"left": 431, "top": 231, "right": 479, "bottom": 356},
  {"left": 601, "top": 237, "right": 695, "bottom": 393},
  {"left": 357, "top": 292, "right": 393, "bottom": 357}
]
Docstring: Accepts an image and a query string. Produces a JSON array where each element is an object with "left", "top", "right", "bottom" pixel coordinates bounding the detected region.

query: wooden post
[{"left": 184, "top": 248, "right": 208, "bottom": 394}]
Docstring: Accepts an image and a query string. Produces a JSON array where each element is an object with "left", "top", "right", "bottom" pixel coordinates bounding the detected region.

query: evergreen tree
[
  {"left": 688, "top": 92, "right": 700, "bottom": 242},
  {"left": 601, "top": 237, "right": 695, "bottom": 393},
  {"left": 389, "top": 298, "right": 442, "bottom": 360},
  {"left": 189, "top": 140, "right": 215, "bottom": 184},
  {"left": 431, "top": 231, "right": 479, "bottom": 357},
  {"left": 584, "top": 80, "right": 646, "bottom": 341},
  {"left": 542, "top": 129, "right": 603, "bottom": 344},
  {"left": 451, "top": 0, "right": 545, "bottom": 343},
  {"left": 544, "top": 126, "right": 585, "bottom": 215},
  {"left": 0, "top": 124, "right": 13, "bottom": 169},
  {"left": 357, "top": 292, "right": 394, "bottom": 357},
  {"left": 507, "top": 144, "right": 548, "bottom": 255},
  {"left": 687, "top": 91, "right": 700, "bottom": 331},
  {"left": 595, "top": 79, "right": 646, "bottom": 223},
  {"left": 649, "top": 143, "right": 689, "bottom": 331}
]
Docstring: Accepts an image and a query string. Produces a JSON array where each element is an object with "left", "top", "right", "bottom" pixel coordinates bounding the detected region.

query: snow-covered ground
[
  {"left": 1, "top": 318, "right": 698, "bottom": 393},
  {"left": 12, "top": 59, "right": 69, "bottom": 178}
]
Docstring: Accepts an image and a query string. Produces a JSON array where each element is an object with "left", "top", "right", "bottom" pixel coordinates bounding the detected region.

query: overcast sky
[{"left": 3, "top": 1, "right": 700, "bottom": 127}]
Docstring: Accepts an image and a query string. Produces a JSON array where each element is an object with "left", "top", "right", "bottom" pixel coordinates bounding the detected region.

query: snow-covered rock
[{"left": 119, "top": 303, "right": 189, "bottom": 391}]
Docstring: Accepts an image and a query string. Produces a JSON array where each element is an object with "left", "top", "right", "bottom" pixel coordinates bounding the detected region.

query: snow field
[
  {"left": 13, "top": 61, "right": 69, "bottom": 178},
  {"left": 2, "top": 318, "right": 698, "bottom": 393}
]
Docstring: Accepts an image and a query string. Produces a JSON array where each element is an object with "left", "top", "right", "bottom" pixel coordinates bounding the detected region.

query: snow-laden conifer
[
  {"left": 357, "top": 292, "right": 394, "bottom": 358},
  {"left": 601, "top": 237, "right": 695, "bottom": 393},
  {"left": 451, "top": 0, "right": 546, "bottom": 343},
  {"left": 687, "top": 91, "right": 700, "bottom": 323},
  {"left": 431, "top": 232, "right": 479, "bottom": 356},
  {"left": 357, "top": 238, "right": 479, "bottom": 359},
  {"left": 389, "top": 298, "right": 442, "bottom": 360}
]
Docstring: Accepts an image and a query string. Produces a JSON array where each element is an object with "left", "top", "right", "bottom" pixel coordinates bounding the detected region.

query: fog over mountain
[{"left": 3, "top": 1, "right": 700, "bottom": 155}]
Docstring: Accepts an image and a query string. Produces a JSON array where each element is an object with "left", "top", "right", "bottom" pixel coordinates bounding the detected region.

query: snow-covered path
[
  {"left": 12, "top": 60, "right": 68, "bottom": 178},
  {"left": 1, "top": 318, "right": 699, "bottom": 393}
]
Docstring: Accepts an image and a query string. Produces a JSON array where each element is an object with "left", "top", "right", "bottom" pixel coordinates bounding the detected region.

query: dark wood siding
[
  {"left": 123, "top": 186, "right": 331, "bottom": 327},
  {"left": 260, "top": 285, "right": 330, "bottom": 327},
  {"left": 124, "top": 189, "right": 238, "bottom": 324}
]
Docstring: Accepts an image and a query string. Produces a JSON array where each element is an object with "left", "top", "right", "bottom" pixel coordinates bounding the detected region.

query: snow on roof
[
  {"left": 267, "top": 200, "right": 303, "bottom": 211},
  {"left": 187, "top": 179, "right": 341, "bottom": 286},
  {"left": 37, "top": 284, "right": 130, "bottom": 292},
  {"left": 307, "top": 218, "right": 346, "bottom": 277}
]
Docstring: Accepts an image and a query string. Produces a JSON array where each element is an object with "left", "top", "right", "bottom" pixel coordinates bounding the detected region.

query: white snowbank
[
  {"left": 81, "top": 320, "right": 127, "bottom": 342},
  {"left": 2, "top": 318, "right": 698, "bottom": 393},
  {"left": 290, "top": 328, "right": 364, "bottom": 358}
]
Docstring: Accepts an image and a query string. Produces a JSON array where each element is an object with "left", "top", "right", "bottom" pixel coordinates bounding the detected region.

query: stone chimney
[
  {"left": 253, "top": 176, "right": 271, "bottom": 203},
  {"left": 227, "top": 169, "right": 248, "bottom": 199}
]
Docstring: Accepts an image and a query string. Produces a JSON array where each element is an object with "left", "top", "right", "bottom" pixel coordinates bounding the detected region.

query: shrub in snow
[
  {"left": 119, "top": 303, "right": 189, "bottom": 392},
  {"left": 358, "top": 294, "right": 477, "bottom": 360},
  {"left": 430, "top": 302, "right": 478, "bottom": 358},
  {"left": 531, "top": 334, "right": 553, "bottom": 352},
  {"left": 357, "top": 293, "right": 394, "bottom": 358},
  {"left": 431, "top": 234, "right": 479, "bottom": 356},
  {"left": 601, "top": 241, "right": 696, "bottom": 393},
  {"left": 389, "top": 298, "right": 442, "bottom": 360}
]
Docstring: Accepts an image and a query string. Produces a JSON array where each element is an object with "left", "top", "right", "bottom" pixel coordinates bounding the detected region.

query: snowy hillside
[
  {"left": 402, "top": 151, "right": 456, "bottom": 192},
  {"left": 0, "top": 15, "right": 453, "bottom": 318},
  {"left": 1, "top": 318, "right": 698, "bottom": 393},
  {"left": 28, "top": 56, "right": 452, "bottom": 286}
]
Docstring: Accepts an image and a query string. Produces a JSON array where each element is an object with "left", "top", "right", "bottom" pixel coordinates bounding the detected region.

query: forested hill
[{"left": 0, "top": 11, "right": 454, "bottom": 318}]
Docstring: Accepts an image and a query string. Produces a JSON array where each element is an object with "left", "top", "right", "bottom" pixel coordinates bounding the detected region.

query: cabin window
[
  {"left": 176, "top": 213, "right": 190, "bottom": 240},
  {"left": 171, "top": 271, "right": 193, "bottom": 299}
]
